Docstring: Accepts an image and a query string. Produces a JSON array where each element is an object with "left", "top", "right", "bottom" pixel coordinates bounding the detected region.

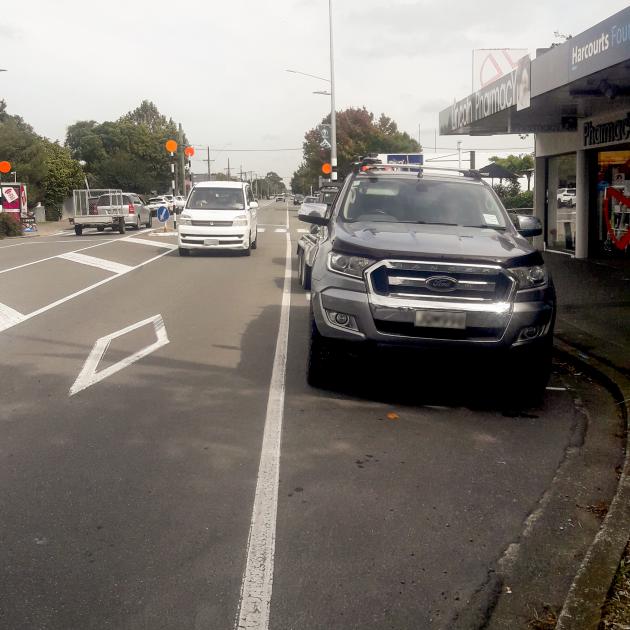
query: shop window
[
  {"left": 546, "top": 154, "right": 576, "bottom": 251},
  {"left": 597, "top": 149, "right": 630, "bottom": 257}
]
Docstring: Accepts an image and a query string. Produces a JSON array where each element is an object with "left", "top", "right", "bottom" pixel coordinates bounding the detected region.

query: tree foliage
[
  {"left": 0, "top": 100, "right": 83, "bottom": 214},
  {"left": 66, "top": 100, "right": 184, "bottom": 195},
  {"left": 489, "top": 153, "right": 535, "bottom": 190},
  {"left": 291, "top": 107, "right": 420, "bottom": 194}
]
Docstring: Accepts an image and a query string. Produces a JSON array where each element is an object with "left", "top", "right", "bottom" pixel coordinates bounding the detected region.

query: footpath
[{"left": 544, "top": 252, "right": 630, "bottom": 628}]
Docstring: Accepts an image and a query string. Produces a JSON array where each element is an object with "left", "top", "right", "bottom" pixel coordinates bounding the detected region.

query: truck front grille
[{"left": 367, "top": 260, "right": 512, "bottom": 303}]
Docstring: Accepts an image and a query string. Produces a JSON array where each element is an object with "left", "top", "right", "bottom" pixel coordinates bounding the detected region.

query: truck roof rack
[{"left": 355, "top": 162, "right": 482, "bottom": 180}]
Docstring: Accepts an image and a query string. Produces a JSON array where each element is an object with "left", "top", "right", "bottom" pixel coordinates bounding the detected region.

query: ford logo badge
[{"left": 426, "top": 275, "right": 458, "bottom": 292}]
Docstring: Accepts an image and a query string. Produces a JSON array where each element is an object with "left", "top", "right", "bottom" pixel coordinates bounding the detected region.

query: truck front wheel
[
  {"left": 118, "top": 219, "right": 125, "bottom": 234},
  {"left": 74, "top": 225, "right": 83, "bottom": 236}
]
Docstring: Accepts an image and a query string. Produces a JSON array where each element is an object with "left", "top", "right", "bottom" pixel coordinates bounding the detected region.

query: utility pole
[
  {"left": 227, "top": 158, "right": 231, "bottom": 180},
  {"left": 207, "top": 147, "right": 211, "bottom": 178},
  {"left": 178, "top": 123, "right": 185, "bottom": 196},
  {"left": 329, "top": 0, "right": 337, "bottom": 181},
  {"left": 457, "top": 141, "right": 462, "bottom": 169}
]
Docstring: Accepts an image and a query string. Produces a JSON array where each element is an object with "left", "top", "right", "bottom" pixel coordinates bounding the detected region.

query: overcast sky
[{"left": 2, "top": 1, "right": 628, "bottom": 183}]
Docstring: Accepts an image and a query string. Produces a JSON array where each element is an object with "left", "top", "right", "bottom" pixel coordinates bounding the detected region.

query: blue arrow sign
[{"left": 156, "top": 206, "right": 170, "bottom": 223}]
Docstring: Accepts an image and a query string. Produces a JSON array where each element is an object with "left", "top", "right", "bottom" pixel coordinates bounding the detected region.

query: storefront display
[
  {"left": 546, "top": 155, "right": 577, "bottom": 252},
  {"left": 597, "top": 150, "right": 630, "bottom": 257}
]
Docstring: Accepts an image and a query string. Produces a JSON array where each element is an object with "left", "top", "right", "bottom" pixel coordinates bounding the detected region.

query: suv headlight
[
  {"left": 233, "top": 214, "right": 249, "bottom": 226},
  {"left": 179, "top": 215, "right": 192, "bottom": 225},
  {"left": 509, "top": 265, "right": 548, "bottom": 290},
  {"left": 328, "top": 252, "right": 375, "bottom": 279}
]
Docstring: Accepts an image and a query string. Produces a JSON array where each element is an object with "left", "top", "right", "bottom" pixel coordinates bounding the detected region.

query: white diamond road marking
[
  {"left": 123, "top": 237, "right": 177, "bottom": 250},
  {"left": 58, "top": 252, "right": 133, "bottom": 275},
  {"left": 69, "top": 314, "right": 169, "bottom": 396},
  {"left": 0, "top": 303, "right": 25, "bottom": 332}
]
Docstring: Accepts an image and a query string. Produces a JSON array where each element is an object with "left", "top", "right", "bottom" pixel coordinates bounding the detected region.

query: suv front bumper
[{"left": 312, "top": 285, "right": 554, "bottom": 349}]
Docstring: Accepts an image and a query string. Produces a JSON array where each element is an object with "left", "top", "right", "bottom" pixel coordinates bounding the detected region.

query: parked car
[
  {"left": 318, "top": 184, "right": 341, "bottom": 209},
  {"left": 293, "top": 195, "right": 304, "bottom": 206},
  {"left": 95, "top": 192, "right": 151, "bottom": 231},
  {"left": 177, "top": 181, "right": 259, "bottom": 256},
  {"left": 298, "top": 159, "right": 555, "bottom": 403},
  {"left": 174, "top": 195, "right": 186, "bottom": 212},
  {"left": 147, "top": 196, "right": 171, "bottom": 217},
  {"left": 557, "top": 188, "right": 576, "bottom": 207}
]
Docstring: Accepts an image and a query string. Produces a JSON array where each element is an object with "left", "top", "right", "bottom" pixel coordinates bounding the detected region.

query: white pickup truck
[{"left": 73, "top": 189, "right": 130, "bottom": 236}]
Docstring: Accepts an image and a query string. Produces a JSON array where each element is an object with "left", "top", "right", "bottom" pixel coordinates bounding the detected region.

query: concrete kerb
[{"left": 553, "top": 337, "right": 630, "bottom": 629}]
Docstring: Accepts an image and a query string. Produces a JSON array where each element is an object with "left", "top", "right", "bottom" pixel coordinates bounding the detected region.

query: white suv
[{"left": 177, "top": 181, "right": 259, "bottom": 256}]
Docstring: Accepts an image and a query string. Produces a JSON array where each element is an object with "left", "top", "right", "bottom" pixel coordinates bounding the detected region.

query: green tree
[
  {"left": 489, "top": 153, "right": 535, "bottom": 190},
  {"left": 294, "top": 107, "right": 420, "bottom": 189},
  {"left": 41, "top": 142, "right": 85, "bottom": 220},
  {"left": 66, "top": 101, "right": 185, "bottom": 195}
]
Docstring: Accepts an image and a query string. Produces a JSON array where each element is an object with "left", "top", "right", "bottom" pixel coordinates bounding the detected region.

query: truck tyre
[
  {"left": 74, "top": 225, "right": 83, "bottom": 236},
  {"left": 135, "top": 216, "right": 141, "bottom": 230},
  {"left": 307, "top": 312, "right": 337, "bottom": 388},
  {"left": 505, "top": 337, "right": 552, "bottom": 407},
  {"left": 118, "top": 219, "right": 125, "bottom": 234},
  {"left": 251, "top": 231, "right": 257, "bottom": 249},
  {"left": 97, "top": 226, "right": 104, "bottom": 232},
  {"left": 178, "top": 247, "right": 190, "bottom": 256},
  {"left": 146, "top": 214, "right": 152, "bottom": 228}
]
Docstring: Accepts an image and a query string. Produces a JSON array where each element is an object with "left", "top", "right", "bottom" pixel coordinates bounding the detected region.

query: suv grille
[{"left": 367, "top": 260, "right": 512, "bottom": 302}]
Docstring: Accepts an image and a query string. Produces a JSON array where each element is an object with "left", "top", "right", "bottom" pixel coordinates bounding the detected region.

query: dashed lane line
[{"left": 58, "top": 252, "right": 133, "bottom": 275}]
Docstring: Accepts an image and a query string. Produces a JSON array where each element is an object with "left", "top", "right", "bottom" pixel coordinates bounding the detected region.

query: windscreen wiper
[{"left": 462, "top": 224, "right": 507, "bottom": 231}]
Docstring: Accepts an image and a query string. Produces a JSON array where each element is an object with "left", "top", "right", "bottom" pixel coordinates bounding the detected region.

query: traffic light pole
[
  {"left": 329, "top": 0, "right": 337, "bottom": 181},
  {"left": 170, "top": 153, "right": 176, "bottom": 229}
]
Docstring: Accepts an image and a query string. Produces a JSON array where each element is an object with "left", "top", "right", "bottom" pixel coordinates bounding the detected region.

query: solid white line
[
  {"left": 69, "top": 314, "right": 169, "bottom": 396},
  {"left": 258, "top": 228, "right": 266, "bottom": 233},
  {"left": 235, "top": 209, "right": 292, "bottom": 630},
  {"left": 123, "top": 236, "right": 178, "bottom": 250},
  {"left": 546, "top": 386, "right": 567, "bottom": 391},
  {"left": 58, "top": 252, "right": 133, "bottom": 275},
  {"left": 0, "top": 248, "right": 174, "bottom": 334},
  {"left": 305, "top": 292, "right": 311, "bottom": 302},
  {"left": 274, "top": 228, "right": 287, "bottom": 233},
  {"left": 0, "top": 302, "right": 25, "bottom": 332}
]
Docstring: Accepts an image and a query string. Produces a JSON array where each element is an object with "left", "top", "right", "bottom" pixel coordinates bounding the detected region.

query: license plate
[
  {"left": 204, "top": 239, "right": 219, "bottom": 246},
  {"left": 414, "top": 310, "right": 466, "bottom": 329}
]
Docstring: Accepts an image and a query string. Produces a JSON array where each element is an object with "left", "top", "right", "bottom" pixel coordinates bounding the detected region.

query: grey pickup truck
[{"left": 298, "top": 160, "right": 555, "bottom": 404}]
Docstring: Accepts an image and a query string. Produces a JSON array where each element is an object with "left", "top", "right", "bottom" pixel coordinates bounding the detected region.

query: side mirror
[
  {"left": 249, "top": 201, "right": 259, "bottom": 209},
  {"left": 298, "top": 202, "right": 329, "bottom": 226},
  {"left": 511, "top": 213, "right": 542, "bottom": 237}
]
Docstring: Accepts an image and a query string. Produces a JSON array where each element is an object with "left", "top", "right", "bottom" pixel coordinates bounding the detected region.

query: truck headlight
[
  {"left": 328, "top": 252, "right": 375, "bottom": 279},
  {"left": 509, "top": 265, "right": 548, "bottom": 290},
  {"left": 233, "top": 215, "right": 249, "bottom": 226},
  {"left": 179, "top": 215, "right": 192, "bottom": 225}
]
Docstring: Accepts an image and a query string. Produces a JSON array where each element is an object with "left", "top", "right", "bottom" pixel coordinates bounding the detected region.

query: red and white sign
[
  {"left": 472, "top": 49, "right": 528, "bottom": 92},
  {"left": 20, "top": 185, "right": 28, "bottom": 215},
  {"left": 3, "top": 186, "right": 18, "bottom": 204}
]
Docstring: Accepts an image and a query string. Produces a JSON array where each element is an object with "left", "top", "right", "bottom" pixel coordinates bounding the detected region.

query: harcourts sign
[
  {"left": 570, "top": 7, "right": 630, "bottom": 80},
  {"left": 581, "top": 112, "right": 630, "bottom": 149},
  {"left": 439, "top": 70, "right": 516, "bottom": 134}
]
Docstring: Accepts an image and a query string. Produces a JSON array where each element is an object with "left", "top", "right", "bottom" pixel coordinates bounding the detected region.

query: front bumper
[
  {"left": 178, "top": 225, "right": 250, "bottom": 250},
  {"left": 311, "top": 285, "right": 554, "bottom": 349}
]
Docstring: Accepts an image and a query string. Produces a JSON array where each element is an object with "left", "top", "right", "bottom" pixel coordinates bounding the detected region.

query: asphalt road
[{"left": 0, "top": 201, "right": 622, "bottom": 629}]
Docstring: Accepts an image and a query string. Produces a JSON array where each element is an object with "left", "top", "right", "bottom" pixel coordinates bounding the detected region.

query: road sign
[
  {"left": 320, "top": 139, "right": 332, "bottom": 149},
  {"left": 157, "top": 206, "right": 170, "bottom": 222},
  {"left": 319, "top": 125, "right": 331, "bottom": 141}
]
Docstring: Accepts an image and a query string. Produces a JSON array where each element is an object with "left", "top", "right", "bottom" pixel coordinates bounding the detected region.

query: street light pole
[{"left": 329, "top": 0, "right": 337, "bottom": 181}]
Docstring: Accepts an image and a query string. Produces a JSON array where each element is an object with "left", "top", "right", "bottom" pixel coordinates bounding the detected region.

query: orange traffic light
[
  {"left": 165, "top": 139, "right": 178, "bottom": 153},
  {"left": 322, "top": 163, "right": 332, "bottom": 175},
  {"left": 184, "top": 146, "right": 195, "bottom": 157},
  {"left": 0, "top": 161, "right": 11, "bottom": 174}
]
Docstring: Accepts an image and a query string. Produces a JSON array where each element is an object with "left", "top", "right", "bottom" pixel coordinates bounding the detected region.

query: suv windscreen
[
  {"left": 320, "top": 191, "right": 337, "bottom": 204},
  {"left": 340, "top": 178, "right": 507, "bottom": 228},
  {"left": 188, "top": 188, "right": 245, "bottom": 210}
]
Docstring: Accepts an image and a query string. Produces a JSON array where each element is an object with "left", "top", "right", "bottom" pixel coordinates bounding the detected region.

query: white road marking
[
  {"left": 274, "top": 228, "right": 287, "bottom": 233},
  {"left": 305, "top": 292, "right": 311, "bottom": 302},
  {"left": 0, "top": 248, "right": 174, "bottom": 334},
  {"left": 236, "top": 209, "right": 292, "bottom": 630},
  {"left": 258, "top": 228, "right": 266, "bottom": 233},
  {"left": 0, "top": 303, "right": 25, "bottom": 332},
  {"left": 546, "top": 386, "right": 568, "bottom": 391},
  {"left": 69, "top": 314, "right": 169, "bottom": 396},
  {"left": 58, "top": 252, "right": 133, "bottom": 275},
  {"left": 123, "top": 236, "right": 178, "bottom": 250},
  {"left": 296, "top": 229, "right": 308, "bottom": 234}
]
